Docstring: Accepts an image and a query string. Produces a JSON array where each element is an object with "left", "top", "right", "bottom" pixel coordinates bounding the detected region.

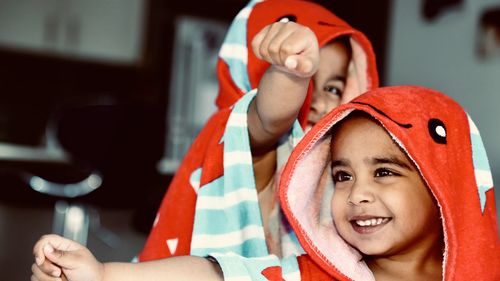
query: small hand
[
  {"left": 32, "top": 234, "right": 104, "bottom": 281},
  {"left": 252, "top": 21, "right": 320, "bottom": 78},
  {"left": 31, "top": 257, "right": 65, "bottom": 281}
]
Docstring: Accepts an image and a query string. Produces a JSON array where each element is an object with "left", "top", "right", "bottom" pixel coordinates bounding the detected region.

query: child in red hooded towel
[
  {"left": 31, "top": 0, "right": 379, "bottom": 279},
  {"left": 137, "top": 0, "right": 377, "bottom": 275},
  {"left": 279, "top": 85, "right": 500, "bottom": 280},
  {"left": 31, "top": 86, "right": 499, "bottom": 281}
]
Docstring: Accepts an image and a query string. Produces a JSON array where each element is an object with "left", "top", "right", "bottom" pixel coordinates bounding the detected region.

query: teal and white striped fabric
[
  {"left": 468, "top": 114, "right": 494, "bottom": 213},
  {"left": 218, "top": 0, "right": 261, "bottom": 94},
  {"left": 190, "top": 91, "right": 305, "bottom": 280},
  {"left": 210, "top": 253, "right": 301, "bottom": 281},
  {"left": 188, "top": 0, "right": 306, "bottom": 278}
]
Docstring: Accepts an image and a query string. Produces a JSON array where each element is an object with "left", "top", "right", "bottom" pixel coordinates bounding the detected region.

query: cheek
[
  {"left": 340, "top": 86, "right": 361, "bottom": 104},
  {"left": 380, "top": 189, "right": 414, "bottom": 219},
  {"left": 386, "top": 187, "right": 436, "bottom": 226},
  {"left": 331, "top": 191, "right": 347, "bottom": 223},
  {"left": 325, "top": 97, "right": 341, "bottom": 113},
  {"left": 415, "top": 189, "right": 440, "bottom": 225}
]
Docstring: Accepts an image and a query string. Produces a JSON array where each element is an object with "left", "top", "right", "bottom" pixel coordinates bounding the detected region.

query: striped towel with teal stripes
[
  {"left": 467, "top": 114, "right": 494, "bottom": 213},
  {"left": 190, "top": 91, "right": 305, "bottom": 280}
]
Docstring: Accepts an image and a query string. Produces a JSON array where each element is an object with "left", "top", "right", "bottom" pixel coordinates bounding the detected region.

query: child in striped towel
[
  {"left": 31, "top": 87, "right": 500, "bottom": 281},
  {"left": 31, "top": 0, "right": 378, "bottom": 280},
  {"left": 137, "top": 0, "right": 377, "bottom": 268}
]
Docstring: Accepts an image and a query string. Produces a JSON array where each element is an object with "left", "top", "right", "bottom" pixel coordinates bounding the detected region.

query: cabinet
[
  {"left": 0, "top": 0, "right": 147, "bottom": 64},
  {"left": 158, "top": 16, "right": 228, "bottom": 174}
]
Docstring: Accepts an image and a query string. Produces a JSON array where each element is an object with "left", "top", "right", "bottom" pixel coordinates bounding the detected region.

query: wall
[{"left": 387, "top": 0, "right": 500, "bottom": 219}]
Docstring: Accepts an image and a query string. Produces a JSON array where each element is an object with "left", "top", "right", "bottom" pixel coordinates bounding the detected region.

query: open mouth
[{"left": 349, "top": 217, "right": 392, "bottom": 234}]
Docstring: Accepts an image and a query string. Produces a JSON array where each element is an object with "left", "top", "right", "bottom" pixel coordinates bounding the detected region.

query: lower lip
[{"left": 350, "top": 220, "right": 390, "bottom": 234}]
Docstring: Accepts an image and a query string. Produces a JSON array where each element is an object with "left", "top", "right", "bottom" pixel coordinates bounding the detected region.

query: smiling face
[
  {"left": 330, "top": 113, "right": 442, "bottom": 257},
  {"left": 307, "top": 40, "right": 351, "bottom": 128}
]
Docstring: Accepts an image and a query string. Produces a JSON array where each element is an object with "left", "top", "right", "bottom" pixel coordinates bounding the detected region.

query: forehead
[
  {"left": 331, "top": 114, "right": 384, "bottom": 142},
  {"left": 330, "top": 114, "right": 404, "bottom": 158},
  {"left": 314, "top": 42, "right": 351, "bottom": 87},
  {"left": 321, "top": 40, "right": 350, "bottom": 56},
  {"left": 318, "top": 41, "right": 350, "bottom": 69}
]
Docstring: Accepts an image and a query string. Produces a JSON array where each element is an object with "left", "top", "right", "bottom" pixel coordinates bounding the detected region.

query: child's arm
[
  {"left": 248, "top": 21, "right": 319, "bottom": 188},
  {"left": 32, "top": 234, "right": 223, "bottom": 281}
]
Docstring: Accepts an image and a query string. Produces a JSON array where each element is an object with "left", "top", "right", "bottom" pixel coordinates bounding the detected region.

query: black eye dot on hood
[
  {"left": 428, "top": 118, "right": 447, "bottom": 144},
  {"left": 277, "top": 15, "right": 297, "bottom": 23}
]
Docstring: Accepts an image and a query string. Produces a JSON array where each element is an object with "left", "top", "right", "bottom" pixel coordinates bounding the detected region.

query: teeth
[{"left": 355, "top": 218, "right": 389, "bottom": 226}]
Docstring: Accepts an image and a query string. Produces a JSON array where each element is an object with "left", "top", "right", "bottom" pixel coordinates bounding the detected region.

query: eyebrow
[
  {"left": 331, "top": 156, "right": 414, "bottom": 170},
  {"left": 322, "top": 75, "right": 346, "bottom": 87},
  {"left": 331, "top": 159, "right": 349, "bottom": 168},
  {"left": 331, "top": 75, "right": 346, "bottom": 82},
  {"left": 369, "top": 156, "right": 413, "bottom": 170}
]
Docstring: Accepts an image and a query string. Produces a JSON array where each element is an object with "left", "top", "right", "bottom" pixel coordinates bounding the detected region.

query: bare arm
[
  {"left": 102, "top": 256, "right": 222, "bottom": 281},
  {"left": 32, "top": 234, "right": 223, "bottom": 281},
  {"left": 248, "top": 22, "right": 319, "bottom": 189},
  {"left": 248, "top": 66, "right": 310, "bottom": 155}
]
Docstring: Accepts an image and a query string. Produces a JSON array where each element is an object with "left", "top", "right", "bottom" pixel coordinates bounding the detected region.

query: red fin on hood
[{"left": 261, "top": 266, "right": 286, "bottom": 281}]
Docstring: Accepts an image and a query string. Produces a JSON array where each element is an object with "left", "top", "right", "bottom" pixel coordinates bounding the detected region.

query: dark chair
[{"left": 23, "top": 102, "right": 118, "bottom": 247}]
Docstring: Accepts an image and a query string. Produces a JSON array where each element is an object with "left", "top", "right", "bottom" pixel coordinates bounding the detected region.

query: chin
[{"left": 352, "top": 241, "right": 392, "bottom": 257}]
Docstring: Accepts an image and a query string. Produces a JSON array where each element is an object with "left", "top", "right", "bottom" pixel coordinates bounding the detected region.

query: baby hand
[
  {"left": 252, "top": 21, "right": 319, "bottom": 78},
  {"left": 32, "top": 234, "right": 104, "bottom": 281}
]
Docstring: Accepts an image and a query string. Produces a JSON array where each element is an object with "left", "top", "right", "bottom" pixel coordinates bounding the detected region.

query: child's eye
[
  {"left": 333, "top": 171, "right": 352, "bottom": 183},
  {"left": 374, "top": 168, "right": 399, "bottom": 177},
  {"left": 324, "top": 85, "right": 342, "bottom": 97}
]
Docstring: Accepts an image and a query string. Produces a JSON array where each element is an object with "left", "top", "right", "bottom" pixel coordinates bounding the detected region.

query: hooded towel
[
  {"left": 139, "top": 1, "right": 378, "bottom": 278},
  {"left": 280, "top": 85, "right": 500, "bottom": 280}
]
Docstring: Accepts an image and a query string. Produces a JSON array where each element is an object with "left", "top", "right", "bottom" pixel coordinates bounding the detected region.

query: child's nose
[
  {"left": 347, "top": 180, "right": 375, "bottom": 205},
  {"left": 310, "top": 92, "right": 327, "bottom": 117}
]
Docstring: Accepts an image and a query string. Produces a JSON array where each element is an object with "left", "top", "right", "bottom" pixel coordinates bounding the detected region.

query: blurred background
[{"left": 0, "top": 0, "right": 499, "bottom": 280}]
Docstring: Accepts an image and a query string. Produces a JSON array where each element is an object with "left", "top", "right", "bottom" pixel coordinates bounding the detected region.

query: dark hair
[
  {"left": 328, "top": 110, "right": 372, "bottom": 137},
  {"left": 330, "top": 35, "right": 352, "bottom": 57}
]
